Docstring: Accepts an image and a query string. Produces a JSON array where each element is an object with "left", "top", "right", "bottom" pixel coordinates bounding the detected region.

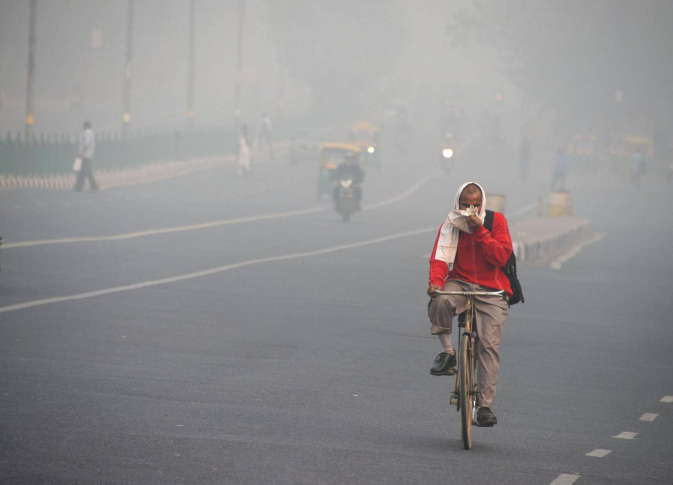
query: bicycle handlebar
[{"left": 431, "top": 290, "right": 506, "bottom": 297}]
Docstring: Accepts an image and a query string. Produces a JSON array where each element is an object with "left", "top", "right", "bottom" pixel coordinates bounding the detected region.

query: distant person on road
[
  {"left": 237, "top": 125, "right": 252, "bottom": 176},
  {"left": 519, "top": 136, "right": 531, "bottom": 181},
  {"left": 427, "top": 182, "right": 513, "bottom": 427},
  {"left": 74, "top": 121, "right": 98, "bottom": 192},
  {"left": 551, "top": 148, "right": 568, "bottom": 191},
  {"left": 630, "top": 148, "right": 646, "bottom": 189},
  {"left": 258, "top": 113, "right": 274, "bottom": 161}
]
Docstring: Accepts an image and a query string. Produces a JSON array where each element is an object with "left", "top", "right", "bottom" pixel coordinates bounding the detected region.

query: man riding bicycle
[{"left": 427, "top": 182, "right": 513, "bottom": 427}]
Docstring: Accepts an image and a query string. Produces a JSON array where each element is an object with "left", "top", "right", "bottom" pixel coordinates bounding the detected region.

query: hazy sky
[{"left": 1, "top": 0, "right": 671, "bottom": 142}]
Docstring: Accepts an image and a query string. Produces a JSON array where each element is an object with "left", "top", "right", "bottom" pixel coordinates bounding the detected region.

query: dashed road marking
[
  {"left": 551, "top": 232, "right": 606, "bottom": 270},
  {"left": 550, "top": 474, "right": 580, "bottom": 485},
  {"left": 586, "top": 449, "right": 611, "bottom": 458},
  {"left": 613, "top": 431, "right": 637, "bottom": 439},
  {"left": 0, "top": 226, "right": 436, "bottom": 314},
  {"left": 639, "top": 413, "right": 658, "bottom": 421},
  {"left": 661, "top": 395, "right": 673, "bottom": 403}
]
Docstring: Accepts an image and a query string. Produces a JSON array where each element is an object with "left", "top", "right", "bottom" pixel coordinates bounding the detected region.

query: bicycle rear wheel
[{"left": 459, "top": 332, "right": 474, "bottom": 450}]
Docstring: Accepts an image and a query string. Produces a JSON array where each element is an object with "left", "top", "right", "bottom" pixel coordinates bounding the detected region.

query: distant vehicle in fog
[
  {"left": 332, "top": 150, "right": 365, "bottom": 223},
  {"left": 316, "top": 142, "right": 359, "bottom": 201},
  {"left": 439, "top": 132, "right": 457, "bottom": 174},
  {"left": 349, "top": 121, "right": 380, "bottom": 168}
]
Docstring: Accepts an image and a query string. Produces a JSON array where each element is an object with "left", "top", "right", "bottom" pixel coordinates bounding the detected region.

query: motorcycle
[
  {"left": 335, "top": 177, "right": 359, "bottom": 222},
  {"left": 440, "top": 145, "right": 456, "bottom": 173}
]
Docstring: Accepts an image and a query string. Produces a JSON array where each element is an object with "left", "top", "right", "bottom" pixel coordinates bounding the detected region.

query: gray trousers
[{"left": 428, "top": 279, "right": 508, "bottom": 408}]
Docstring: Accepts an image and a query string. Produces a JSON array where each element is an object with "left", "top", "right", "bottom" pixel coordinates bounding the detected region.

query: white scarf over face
[{"left": 435, "top": 182, "right": 487, "bottom": 265}]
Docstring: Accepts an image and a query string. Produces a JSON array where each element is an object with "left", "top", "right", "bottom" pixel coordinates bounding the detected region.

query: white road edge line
[
  {"left": 550, "top": 232, "right": 606, "bottom": 270},
  {"left": 639, "top": 413, "right": 658, "bottom": 421},
  {"left": 550, "top": 473, "right": 580, "bottom": 485},
  {"left": 586, "top": 449, "right": 611, "bottom": 458},
  {"left": 3, "top": 173, "right": 439, "bottom": 250},
  {"left": 0, "top": 226, "right": 437, "bottom": 315},
  {"left": 613, "top": 431, "right": 637, "bottom": 439},
  {"left": 660, "top": 395, "right": 673, "bottom": 403}
]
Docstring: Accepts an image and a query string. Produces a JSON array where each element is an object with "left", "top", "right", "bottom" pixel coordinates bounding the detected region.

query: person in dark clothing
[
  {"left": 74, "top": 121, "right": 99, "bottom": 192},
  {"left": 333, "top": 155, "right": 365, "bottom": 209}
]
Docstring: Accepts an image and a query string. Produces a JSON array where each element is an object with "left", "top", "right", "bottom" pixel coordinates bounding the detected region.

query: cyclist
[{"left": 427, "top": 182, "right": 513, "bottom": 427}]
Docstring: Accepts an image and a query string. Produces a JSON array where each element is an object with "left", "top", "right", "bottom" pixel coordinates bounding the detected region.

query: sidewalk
[{"left": 0, "top": 143, "right": 287, "bottom": 191}]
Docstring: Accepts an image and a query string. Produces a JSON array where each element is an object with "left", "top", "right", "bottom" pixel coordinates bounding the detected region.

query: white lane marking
[
  {"left": 550, "top": 232, "right": 606, "bottom": 270},
  {"left": 3, "top": 174, "right": 436, "bottom": 250},
  {"left": 586, "top": 449, "right": 611, "bottom": 458},
  {"left": 363, "top": 172, "right": 438, "bottom": 210},
  {"left": 0, "top": 226, "right": 436, "bottom": 315},
  {"left": 639, "top": 413, "right": 658, "bottom": 421},
  {"left": 661, "top": 395, "right": 673, "bottom": 403},
  {"left": 550, "top": 474, "right": 580, "bottom": 485},
  {"left": 2, "top": 207, "right": 325, "bottom": 249},
  {"left": 613, "top": 431, "right": 637, "bottom": 439}
]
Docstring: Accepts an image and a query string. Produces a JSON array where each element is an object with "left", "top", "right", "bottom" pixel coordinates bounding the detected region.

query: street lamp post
[
  {"left": 122, "top": 0, "right": 134, "bottom": 136},
  {"left": 24, "top": 0, "right": 37, "bottom": 140},
  {"left": 233, "top": 0, "right": 245, "bottom": 127},
  {"left": 187, "top": 0, "right": 195, "bottom": 128}
]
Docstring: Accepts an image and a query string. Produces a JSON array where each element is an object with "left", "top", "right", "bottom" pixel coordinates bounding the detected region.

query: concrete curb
[{"left": 511, "top": 217, "right": 590, "bottom": 262}]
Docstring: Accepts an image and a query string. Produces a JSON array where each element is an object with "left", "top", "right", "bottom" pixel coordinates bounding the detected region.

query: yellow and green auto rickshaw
[
  {"left": 317, "top": 143, "right": 361, "bottom": 200},
  {"left": 349, "top": 121, "right": 380, "bottom": 168}
]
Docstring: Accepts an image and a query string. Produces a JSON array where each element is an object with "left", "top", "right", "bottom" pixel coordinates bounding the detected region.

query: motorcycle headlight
[
  {"left": 367, "top": 146, "right": 375, "bottom": 154},
  {"left": 442, "top": 148, "right": 454, "bottom": 159},
  {"left": 340, "top": 179, "right": 354, "bottom": 189}
]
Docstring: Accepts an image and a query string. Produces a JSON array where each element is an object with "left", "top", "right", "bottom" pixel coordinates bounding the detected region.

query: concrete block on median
[{"left": 511, "top": 217, "right": 590, "bottom": 262}]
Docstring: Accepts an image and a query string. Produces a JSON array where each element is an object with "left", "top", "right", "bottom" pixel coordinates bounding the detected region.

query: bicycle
[{"left": 432, "top": 289, "right": 506, "bottom": 450}]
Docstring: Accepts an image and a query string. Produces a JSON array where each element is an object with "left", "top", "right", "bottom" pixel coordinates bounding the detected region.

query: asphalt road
[{"left": 0, "top": 137, "right": 672, "bottom": 484}]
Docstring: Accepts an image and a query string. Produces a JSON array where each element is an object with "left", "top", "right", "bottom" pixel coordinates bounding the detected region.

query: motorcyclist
[{"left": 333, "top": 154, "right": 365, "bottom": 210}]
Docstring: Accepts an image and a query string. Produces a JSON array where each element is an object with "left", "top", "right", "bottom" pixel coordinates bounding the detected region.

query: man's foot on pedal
[
  {"left": 477, "top": 407, "right": 498, "bottom": 427},
  {"left": 430, "top": 351, "right": 456, "bottom": 376}
]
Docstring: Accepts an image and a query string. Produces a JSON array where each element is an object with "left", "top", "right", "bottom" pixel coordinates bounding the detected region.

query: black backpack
[{"left": 484, "top": 210, "right": 524, "bottom": 306}]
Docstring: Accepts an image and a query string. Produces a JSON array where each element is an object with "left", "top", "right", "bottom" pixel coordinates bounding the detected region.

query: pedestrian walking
[
  {"left": 74, "top": 121, "right": 99, "bottom": 192},
  {"left": 630, "top": 147, "right": 646, "bottom": 189},
  {"left": 258, "top": 113, "right": 274, "bottom": 161},
  {"left": 237, "top": 125, "right": 252, "bottom": 176},
  {"left": 551, "top": 148, "right": 568, "bottom": 191}
]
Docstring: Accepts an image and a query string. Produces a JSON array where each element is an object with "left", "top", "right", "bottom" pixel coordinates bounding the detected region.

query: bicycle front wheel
[{"left": 459, "top": 332, "right": 474, "bottom": 450}]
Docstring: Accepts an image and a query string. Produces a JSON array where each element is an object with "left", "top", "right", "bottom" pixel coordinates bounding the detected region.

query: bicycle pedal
[{"left": 450, "top": 392, "right": 459, "bottom": 406}]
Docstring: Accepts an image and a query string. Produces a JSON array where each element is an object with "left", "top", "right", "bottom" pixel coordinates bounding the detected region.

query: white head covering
[{"left": 435, "top": 182, "right": 487, "bottom": 265}]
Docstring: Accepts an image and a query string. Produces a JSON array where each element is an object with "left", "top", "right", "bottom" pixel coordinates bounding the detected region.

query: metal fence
[{"left": 0, "top": 126, "right": 237, "bottom": 175}]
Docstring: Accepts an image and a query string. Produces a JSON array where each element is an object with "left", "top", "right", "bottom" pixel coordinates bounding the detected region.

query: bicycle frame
[{"left": 432, "top": 289, "right": 505, "bottom": 449}]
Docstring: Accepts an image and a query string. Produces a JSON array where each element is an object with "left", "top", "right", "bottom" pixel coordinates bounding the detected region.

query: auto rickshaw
[
  {"left": 317, "top": 143, "right": 361, "bottom": 200},
  {"left": 608, "top": 135, "right": 654, "bottom": 174},
  {"left": 349, "top": 121, "right": 380, "bottom": 168}
]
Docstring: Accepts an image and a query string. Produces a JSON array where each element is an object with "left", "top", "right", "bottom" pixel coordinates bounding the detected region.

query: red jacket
[{"left": 429, "top": 211, "right": 513, "bottom": 296}]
